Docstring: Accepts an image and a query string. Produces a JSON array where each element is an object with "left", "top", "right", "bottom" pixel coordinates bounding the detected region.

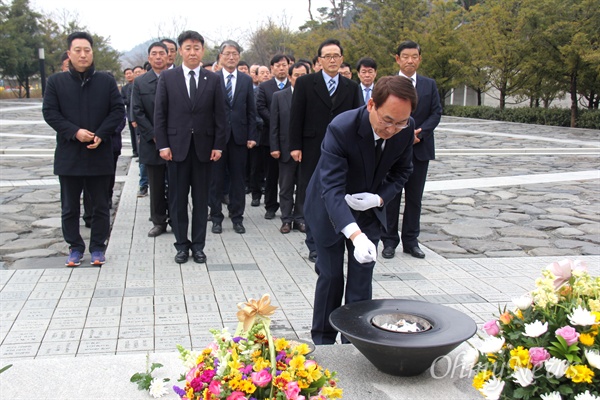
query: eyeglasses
[
  {"left": 374, "top": 107, "right": 409, "bottom": 130},
  {"left": 221, "top": 52, "right": 240, "bottom": 58},
  {"left": 320, "top": 54, "right": 342, "bottom": 61}
]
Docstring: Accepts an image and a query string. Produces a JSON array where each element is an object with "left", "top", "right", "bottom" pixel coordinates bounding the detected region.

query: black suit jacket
[
  {"left": 219, "top": 70, "right": 258, "bottom": 145},
  {"left": 289, "top": 72, "right": 360, "bottom": 170},
  {"left": 269, "top": 87, "right": 293, "bottom": 163},
  {"left": 154, "top": 66, "right": 226, "bottom": 162},
  {"left": 132, "top": 70, "right": 163, "bottom": 165},
  {"left": 256, "top": 78, "right": 290, "bottom": 147},
  {"left": 304, "top": 106, "right": 414, "bottom": 247},
  {"left": 411, "top": 74, "right": 442, "bottom": 161}
]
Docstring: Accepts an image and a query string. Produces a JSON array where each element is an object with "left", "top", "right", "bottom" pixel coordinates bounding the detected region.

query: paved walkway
[{"left": 0, "top": 99, "right": 599, "bottom": 398}]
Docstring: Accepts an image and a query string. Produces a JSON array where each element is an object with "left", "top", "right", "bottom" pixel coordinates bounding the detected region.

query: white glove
[
  {"left": 353, "top": 233, "right": 377, "bottom": 264},
  {"left": 344, "top": 192, "right": 381, "bottom": 211}
]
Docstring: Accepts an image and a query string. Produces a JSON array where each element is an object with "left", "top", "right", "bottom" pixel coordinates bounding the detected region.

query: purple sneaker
[
  {"left": 90, "top": 251, "right": 106, "bottom": 266},
  {"left": 65, "top": 250, "right": 83, "bottom": 267}
]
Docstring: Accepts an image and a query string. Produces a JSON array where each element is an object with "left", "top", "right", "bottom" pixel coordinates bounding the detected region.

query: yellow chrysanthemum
[
  {"left": 251, "top": 349, "right": 262, "bottom": 360},
  {"left": 324, "top": 369, "right": 331, "bottom": 378},
  {"left": 589, "top": 299, "right": 600, "bottom": 313},
  {"left": 298, "top": 378, "right": 310, "bottom": 389},
  {"left": 293, "top": 343, "right": 311, "bottom": 355},
  {"left": 472, "top": 370, "right": 493, "bottom": 390},
  {"left": 296, "top": 369, "right": 308, "bottom": 379},
  {"left": 290, "top": 355, "right": 306, "bottom": 370},
  {"left": 592, "top": 311, "right": 600, "bottom": 322},
  {"left": 515, "top": 309, "right": 523, "bottom": 320},
  {"left": 275, "top": 337, "right": 289, "bottom": 352},
  {"left": 252, "top": 357, "right": 270, "bottom": 371},
  {"left": 321, "top": 386, "right": 343, "bottom": 398},
  {"left": 580, "top": 333, "right": 596, "bottom": 347},
  {"left": 306, "top": 363, "right": 322, "bottom": 381},
  {"left": 279, "top": 371, "right": 292, "bottom": 382},
  {"left": 565, "top": 365, "right": 595, "bottom": 384},
  {"left": 509, "top": 346, "right": 531, "bottom": 370}
]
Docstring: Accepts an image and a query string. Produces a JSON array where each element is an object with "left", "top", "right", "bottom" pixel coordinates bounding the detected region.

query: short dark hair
[
  {"left": 67, "top": 31, "right": 93, "bottom": 49},
  {"left": 161, "top": 38, "right": 177, "bottom": 50},
  {"left": 133, "top": 65, "right": 144, "bottom": 71},
  {"left": 61, "top": 51, "right": 69, "bottom": 62},
  {"left": 312, "top": 55, "right": 319, "bottom": 65},
  {"left": 123, "top": 67, "right": 133, "bottom": 74},
  {"left": 298, "top": 58, "right": 312, "bottom": 67},
  {"left": 356, "top": 57, "right": 377, "bottom": 71},
  {"left": 270, "top": 54, "right": 290, "bottom": 66},
  {"left": 147, "top": 41, "right": 168, "bottom": 55},
  {"left": 143, "top": 61, "right": 151, "bottom": 71},
  {"left": 340, "top": 62, "right": 351, "bottom": 69},
  {"left": 372, "top": 76, "right": 417, "bottom": 112},
  {"left": 219, "top": 40, "right": 242, "bottom": 54},
  {"left": 288, "top": 62, "right": 309, "bottom": 76},
  {"left": 317, "top": 39, "right": 343, "bottom": 57},
  {"left": 202, "top": 64, "right": 212, "bottom": 70},
  {"left": 396, "top": 40, "right": 421, "bottom": 55},
  {"left": 177, "top": 30, "right": 204, "bottom": 47},
  {"left": 237, "top": 60, "right": 249, "bottom": 68},
  {"left": 286, "top": 54, "right": 296, "bottom": 63}
]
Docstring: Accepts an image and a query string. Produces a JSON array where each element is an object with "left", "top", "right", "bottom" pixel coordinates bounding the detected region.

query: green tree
[
  {"left": 0, "top": 0, "right": 42, "bottom": 98},
  {"left": 245, "top": 19, "right": 302, "bottom": 65}
]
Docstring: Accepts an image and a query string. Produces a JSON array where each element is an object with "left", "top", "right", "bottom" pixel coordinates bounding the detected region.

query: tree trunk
[
  {"left": 25, "top": 76, "right": 30, "bottom": 99},
  {"left": 477, "top": 89, "right": 482, "bottom": 106},
  {"left": 569, "top": 72, "right": 577, "bottom": 128}
]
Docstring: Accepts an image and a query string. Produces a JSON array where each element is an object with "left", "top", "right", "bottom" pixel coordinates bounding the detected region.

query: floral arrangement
[
  {"left": 470, "top": 259, "right": 600, "bottom": 400},
  {"left": 173, "top": 294, "right": 342, "bottom": 400}
]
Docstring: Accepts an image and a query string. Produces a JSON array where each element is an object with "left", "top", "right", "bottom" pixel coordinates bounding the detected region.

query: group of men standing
[{"left": 43, "top": 30, "right": 441, "bottom": 346}]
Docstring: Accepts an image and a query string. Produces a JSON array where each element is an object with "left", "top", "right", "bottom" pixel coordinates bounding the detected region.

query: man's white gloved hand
[
  {"left": 344, "top": 192, "right": 381, "bottom": 211},
  {"left": 352, "top": 233, "right": 377, "bottom": 264}
]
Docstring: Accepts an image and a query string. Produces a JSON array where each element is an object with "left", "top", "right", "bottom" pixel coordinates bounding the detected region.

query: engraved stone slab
[
  {"left": 125, "top": 280, "right": 154, "bottom": 288},
  {"left": 0, "top": 343, "right": 40, "bottom": 358},
  {"left": 154, "top": 295, "right": 185, "bottom": 304},
  {"left": 122, "top": 305, "right": 154, "bottom": 315},
  {"left": 0, "top": 291, "right": 30, "bottom": 301},
  {"left": 154, "top": 286, "right": 183, "bottom": 295},
  {"left": 87, "top": 306, "right": 122, "bottom": 316},
  {"left": 57, "top": 298, "right": 91, "bottom": 309},
  {"left": 82, "top": 326, "right": 119, "bottom": 340},
  {"left": 89, "top": 297, "right": 122, "bottom": 307},
  {"left": 119, "top": 325, "right": 153, "bottom": 339},
  {"left": 155, "top": 335, "right": 191, "bottom": 350},
  {"left": 122, "top": 296, "right": 154, "bottom": 306},
  {"left": 11, "top": 318, "right": 50, "bottom": 332},
  {"left": 155, "top": 313, "right": 188, "bottom": 325},
  {"left": 48, "top": 317, "right": 86, "bottom": 330},
  {"left": 3, "top": 330, "right": 45, "bottom": 344},
  {"left": 124, "top": 287, "right": 155, "bottom": 297},
  {"left": 155, "top": 303, "right": 186, "bottom": 314},
  {"left": 1, "top": 283, "right": 36, "bottom": 292},
  {"left": 52, "top": 307, "right": 88, "bottom": 319},
  {"left": 78, "top": 339, "right": 117, "bottom": 354},
  {"left": 117, "top": 337, "right": 154, "bottom": 352},
  {"left": 38, "top": 341, "right": 78, "bottom": 356},
  {"left": 43, "top": 329, "right": 82, "bottom": 342},
  {"left": 93, "top": 288, "right": 124, "bottom": 298},
  {"left": 188, "top": 313, "right": 222, "bottom": 325},
  {"left": 61, "top": 289, "right": 95, "bottom": 299},
  {"left": 120, "top": 314, "right": 154, "bottom": 326},
  {"left": 155, "top": 324, "right": 189, "bottom": 337},
  {"left": 186, "top": 303, "right": 219, "bottom": 313},
  {"left": 85, "top": 315, "right": 120, "bottom": 328},
  {"left": 16, "top": 308, "right": 54, "bottom": 320},
  {"left": 65, "top": 281, "right": 96, "bottom": 290}
]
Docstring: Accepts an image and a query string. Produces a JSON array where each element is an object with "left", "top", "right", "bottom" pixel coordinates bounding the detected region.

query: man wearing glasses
[
  {"left": 305, "top": 76, "right": 416, "bottom": 344},
  {"left": 381, "top": 40, "right": 442, "bottom": 260},
  {"left": 290, "top": 38, "right": 360, "bottom": 263}
]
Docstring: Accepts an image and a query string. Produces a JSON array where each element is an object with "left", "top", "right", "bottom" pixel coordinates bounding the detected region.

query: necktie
[
  {"left": 278, "top": 82, "right": 285, "bottom": 90},
  {"left": 375, "top": 138, "right": 384, "bottom": 166},
  {"left": 189, "top": 71, "right": 196, "bottom": 100},
  {"left": 226, "top": 74, "right": 233, "bottom": 104},
  {"left": 364, "top": 87, "right": 371, "bottom": 103},
  {"left": 328, "top": 78, "right": 336, "bottom": 96}
]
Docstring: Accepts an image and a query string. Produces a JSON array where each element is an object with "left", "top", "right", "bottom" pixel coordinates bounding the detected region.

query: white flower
[
  {"left": 512, "top": 294, "right": 533, "bottom": 310},
  {"left": 478, "top": 336, "right": 505, "bottom": 354},
  {"left": 544, "top": 357, "right": 568, "bottom": 379},
  {"left": 460, "top": 347, "right": 480, "bottom": 371},
  {"left": 568, "top": 306, "right": 597, "bottom": 326},
  {"left": 511, "top": 367, "right": 534, "bottom": 387},
  {"left": 480, "top": 375, "right": 505, "bottom": 400},
  {"left": 585, "top": 349, "right": 600, "bottom": 369},
  {"left": 574, "top": 391, "right": 600, "bottom": 400},
  {"left": 540, "top": 392, "right": 562, "bottom": 400},
  {"left": 523, "top": 320, "right": 548, "bottom": 337},
  {"left": 149, "top": 378, "right": 168, "bottom": 398}
]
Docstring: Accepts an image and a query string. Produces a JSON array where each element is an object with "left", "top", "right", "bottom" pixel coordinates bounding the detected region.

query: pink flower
[
  {"left": 186, "top": 365, "right": 201, "bottom": 382},
  {"left": 304, "top": 359, "right": 317, "bottom": 368},
  {"left": 546, "top": 259, "right": 587, "bottom": 289},
  {"left": 555, "top": 326, "right": 580, "bottom": 346},
  {"left": 483, "top": 320, "right": 500, "bottom": 336},
  {"left": 227, "top": 391, "right": 247, "bottom": 400},
  {"left": 528, "top": 347, "right": 550, "bottom": 367},
  {"left": 208, "top": 380, "right": 221, "bottom": 395},
  {"left": 285, "top": 381, "right": 305, "bottom": 400},
  {"left": 251, "top": 369, "right": 272, "bottom": 387}
]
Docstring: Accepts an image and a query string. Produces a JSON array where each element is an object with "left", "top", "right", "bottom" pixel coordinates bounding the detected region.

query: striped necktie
[
  {"left": 328, "top": 78, "right": 336, "bottom": 96},
  {"left": 226, "top": 74, "right": 233, "bottom": 104}
]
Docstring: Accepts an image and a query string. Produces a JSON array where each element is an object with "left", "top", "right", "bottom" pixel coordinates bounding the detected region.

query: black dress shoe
[
  {"left": 280, "top": 222, "right": 292, "bottom": 234},
  {"left": 251, "top": 199, "right": 260, "bottom": 207},
  {"left": 382, "top": 246, "right": 395, "bottom": 259},
  {"left": 192, "top": 250, "right": 207, "bottom": 263},
  {"left": 308, "top": 250, "right": 317, "bottom": 263},
  {"left": 233, "top": 222, "right": 246, "bottom": 234},
  {"left": 147, "top": 225, "right": 166, "bottom": 237},
  {"left": 174, "top": 250, "right": 189, "bottom": 264},
  {"left": 293, "top": 221, "right": 306, "bottom": 233},
  {"left": 264, "top": 210, "right": 276, "bottom": 219},
  {"left": 404, "top": 246, "right": 425, "bottom": 259},
  {"left": 211, "top": 223, "right": 222, "bottom": 234}
]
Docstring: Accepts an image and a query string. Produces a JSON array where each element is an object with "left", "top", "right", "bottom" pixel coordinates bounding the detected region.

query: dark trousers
[
  {"left": 382, "top": 158, "right": 430, "bottom": 249},
  {"left": 147, "top": 163, "right": 168, "bottom": 228},
  {"left": 83, "top": 153, "right": 118, "bottom": 225},
  {"left": 209, "top": 140, "right": 247, "bottom": 225},
  {"left": 278, "top": 158, "right": 300, "bottom": 223},
  {"left": 127, "top": 118, "right": 137, "bottom": 156},
  {"left": 264, "top": 148, "right": 279, "bottom": 213},
  {"left": 60, "top": 175, "right": 112, "bottom": 253},
  {"left": 167, "top": 144, "right": 210, "bottom": 253},
  {"left": 248, "top": 145, "right": 264, "bottom": 200},
  {"left": 311, "top": 235, "right": 377, "bottom": 345}
]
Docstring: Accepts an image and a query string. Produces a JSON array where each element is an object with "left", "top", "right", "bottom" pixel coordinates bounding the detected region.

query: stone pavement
[{"left": 0, "top": 99, "right": 599, "bottom": 399}]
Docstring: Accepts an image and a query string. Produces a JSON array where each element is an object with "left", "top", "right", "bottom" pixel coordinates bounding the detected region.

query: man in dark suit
[
  {"left": 381, "top": 40, "right": 442, "bottom": 260},
  {"left": 132, "top": 42, "right": 169, "bottom": 238},
  {"left": 270, "top": 62, "right": 309, "bottom": 234},
  {"left": 209, "top": 40, "right": 258, "bottom": 234},
  {"left": 256, "top": 54, "right": 290, "bottom": 220},
  {"left": 306, "top": 76, "right": 416, "bottom": 344},
  {"left": 43, "top": 31, "right": 124, "bottom": 267},
  {"left": 121, "top": 68, "right": 137, "bottom": 157},
  {"left": 356, "top": 57, "right": 377, "bottom": 106},
  {"left": 289, "top": 38, "right": 361, "bottom": 262},
  {"left": 154, "top": 30, "right": 227, "bottom": 264}
]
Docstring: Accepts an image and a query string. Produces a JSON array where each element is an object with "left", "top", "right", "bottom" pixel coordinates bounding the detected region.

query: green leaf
[
  {"left": 150, "top": 362, "right": 164, "bottom": 373},
  {"left": 0, "top": 364, "right": 12, "bottom": 374},
  {"left": 130, "top": 372, "right": 144, "bottom": 383},
  {"left": 513, "top": 387, "right": 528, "bottom": 398}
]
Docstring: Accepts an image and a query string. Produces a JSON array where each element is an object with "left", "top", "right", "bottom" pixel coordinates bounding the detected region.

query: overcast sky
[{"left": 31, "top": 0, "right": 331, "bottom": 52}]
